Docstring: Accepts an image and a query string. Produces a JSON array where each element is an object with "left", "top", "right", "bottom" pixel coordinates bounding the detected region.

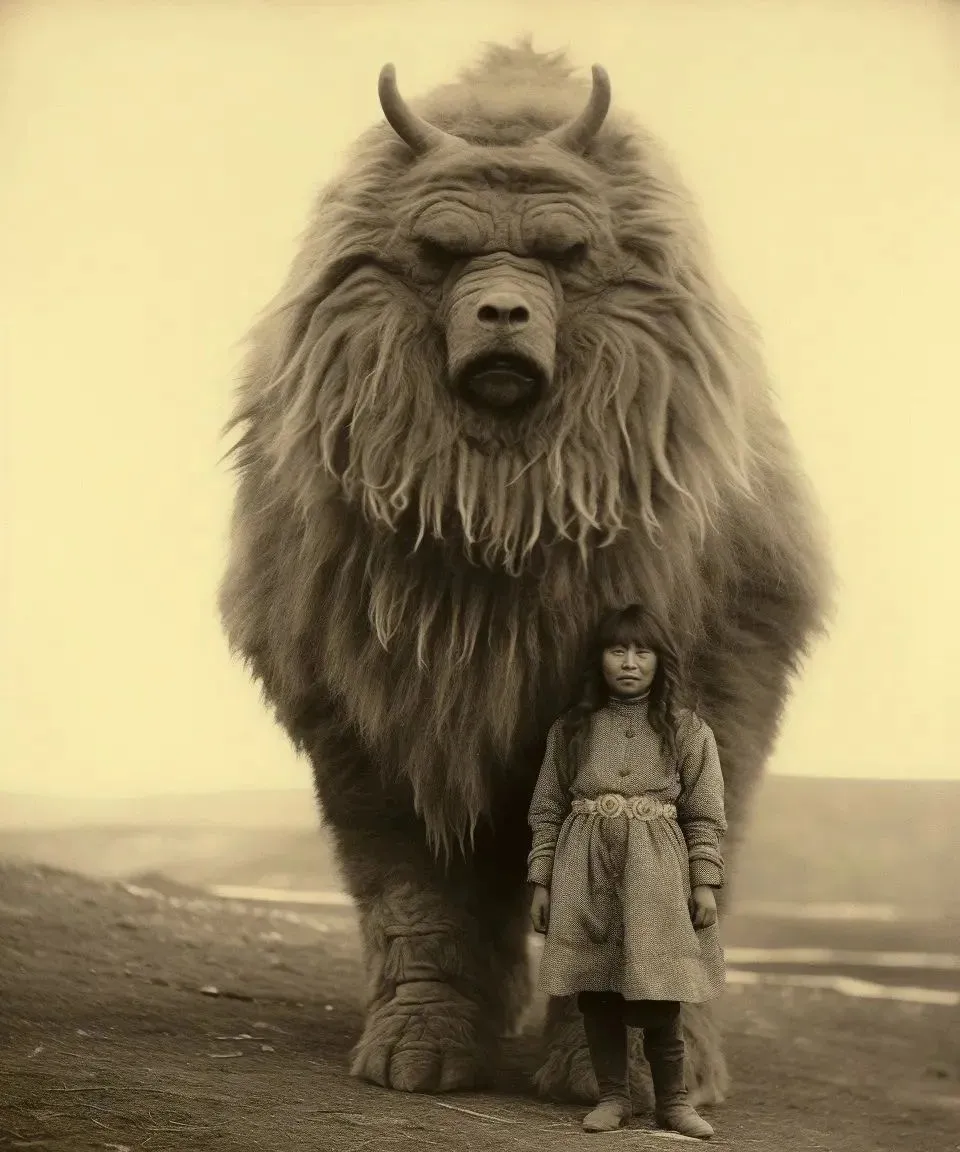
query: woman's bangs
[{"left": 599, "top": 613, "right": 653, "bottom": 652}]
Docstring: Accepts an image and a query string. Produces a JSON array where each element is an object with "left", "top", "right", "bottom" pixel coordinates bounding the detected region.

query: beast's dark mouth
[{"left": 454, "top": 353, "right": 546, "bottom": 414}]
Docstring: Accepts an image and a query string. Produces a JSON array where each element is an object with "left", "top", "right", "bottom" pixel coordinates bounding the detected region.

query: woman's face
[{"left": 601, "top": 641, "right": 658, "bottom": 698}]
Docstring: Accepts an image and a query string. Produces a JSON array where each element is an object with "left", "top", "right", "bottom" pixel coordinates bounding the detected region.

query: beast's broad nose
[{"left": 476, "top": 294, "right": 530, "bottom": 329}]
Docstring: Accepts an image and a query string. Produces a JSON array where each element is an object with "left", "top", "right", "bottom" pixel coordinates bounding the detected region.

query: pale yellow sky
[{"left": 2, "top": 0, "right": 959, "bottom": 799}]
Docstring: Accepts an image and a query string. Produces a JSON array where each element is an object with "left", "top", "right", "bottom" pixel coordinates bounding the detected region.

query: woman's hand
[
  {"left": 689, "top": 884, "right": 718, "bottom": 929},
  {"left": 530, "top": 884, "right": 551, "bottom": 933}
]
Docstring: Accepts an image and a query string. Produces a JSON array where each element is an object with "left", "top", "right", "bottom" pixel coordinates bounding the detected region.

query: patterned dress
[{"left": 526, "top": 697, "right": 727, "bottom": 1003}]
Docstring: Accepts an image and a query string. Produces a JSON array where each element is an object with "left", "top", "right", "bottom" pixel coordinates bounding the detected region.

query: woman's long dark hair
[{"left": 559, "top": 603, "right": 694, "bottom": 783}]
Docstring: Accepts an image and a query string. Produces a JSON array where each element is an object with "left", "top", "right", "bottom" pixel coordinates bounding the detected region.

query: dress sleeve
[
  {"left": 526, "top": 720, "right": 571, "bottom": 888},
  {"left": 676, "top": 714, "right": 728, "bottom": 889}
]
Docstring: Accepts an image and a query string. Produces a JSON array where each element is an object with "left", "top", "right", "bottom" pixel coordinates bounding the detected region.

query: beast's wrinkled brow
[
  {"left": 406, "top": 169, "right": 606, "bottom": 253},
  {"left": 409, "top": 194, "right": 600, "bottom": 259},
  {"left": 402, "top": 144, "right": 602, "bottom": 196}
]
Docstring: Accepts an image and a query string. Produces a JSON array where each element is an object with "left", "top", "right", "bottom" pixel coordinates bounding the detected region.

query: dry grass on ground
[{"left": 0, "top": 862, "right": 957, "bottom": 1152}]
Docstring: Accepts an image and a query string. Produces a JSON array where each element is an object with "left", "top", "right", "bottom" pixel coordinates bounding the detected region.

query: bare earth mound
[{"left": 0, "top": 862, "right": 955, "bottom": 1152}]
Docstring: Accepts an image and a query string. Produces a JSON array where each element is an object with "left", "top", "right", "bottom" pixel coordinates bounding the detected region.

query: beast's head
[
  {"left": 376, "top": 60, "right": 609, "bottom": 423},
  {"left": 238, "top": 43, "right": 759, "bottom": 574}
]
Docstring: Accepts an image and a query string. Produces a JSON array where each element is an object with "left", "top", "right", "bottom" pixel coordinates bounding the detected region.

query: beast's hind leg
[{"left": 535, "top": 995, "right": 729, "bottom": 1108}]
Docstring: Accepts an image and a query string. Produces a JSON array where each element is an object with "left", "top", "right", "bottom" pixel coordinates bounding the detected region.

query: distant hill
[
  {"left": 0, "top": 825, "right": 341, "bottom": 891},
  {"left": 1, "top": 777, "right": 957, "bottom": 916},
  {"left": 733, "top": 775, "right": 958, "bottom": 915},
  {"left": 0, "top": 788, "right": 318, "bottom": 830}
]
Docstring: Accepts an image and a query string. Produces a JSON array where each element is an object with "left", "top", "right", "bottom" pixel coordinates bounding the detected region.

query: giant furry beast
[{"left": 219, "top": 43, "right": 833, "bottom": 1105}]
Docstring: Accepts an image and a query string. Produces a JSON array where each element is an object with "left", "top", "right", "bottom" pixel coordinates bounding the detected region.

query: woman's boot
[
  {"left": 579, "top": 997, "right": 632, "bottom": 1132},
  {"left": 643, "top": 1017, "right": 714, "bottom": 1139}
]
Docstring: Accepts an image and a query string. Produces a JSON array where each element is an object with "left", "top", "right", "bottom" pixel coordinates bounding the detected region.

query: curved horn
[
  {"left": 378, "top": 63, "right": 456, "bottom": 156},
  {"left": 544, "top": 64, "right": 612, "bottom": 153}
]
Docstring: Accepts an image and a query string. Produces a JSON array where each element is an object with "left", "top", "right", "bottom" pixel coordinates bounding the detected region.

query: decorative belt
[{"left": 571, "top": 793, "right": 676, "bottom": 820}]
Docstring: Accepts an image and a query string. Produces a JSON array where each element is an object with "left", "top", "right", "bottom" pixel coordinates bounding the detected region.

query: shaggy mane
[{"left": 220, "top": 41, "right": 833, "bottom": 858}]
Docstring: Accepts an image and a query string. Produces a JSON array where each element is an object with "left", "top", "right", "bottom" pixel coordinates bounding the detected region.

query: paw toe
[
  {"left": 388, "top": 1043, "right": 443, "bottom": 1092},
  {"left": 350, "top": 984, "right": 484, "bottom": 1093}
]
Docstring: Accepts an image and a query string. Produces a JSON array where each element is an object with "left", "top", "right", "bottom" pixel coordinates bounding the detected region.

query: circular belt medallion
[
  {"left": 632, "top": 795, "right": 658, "bottom": 819},
  {"left": 597, "top": 793, "right": 626, "bottom": 817}
]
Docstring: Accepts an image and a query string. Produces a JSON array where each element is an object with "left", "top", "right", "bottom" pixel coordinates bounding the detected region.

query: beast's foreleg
[
  {"left": 349, "top": 868, "right": 495, "bottom": 1092},
  {"left": 312, "top": 745, "right": 532, "bottom": 1093}
]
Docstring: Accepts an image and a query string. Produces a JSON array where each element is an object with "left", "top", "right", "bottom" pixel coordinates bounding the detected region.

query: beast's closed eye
[
  {"left": 539, "top": 241, "right": 589, "bottom": 269},
  {"left": 417, "top": 238, "right": 464, "bottom": 267}
]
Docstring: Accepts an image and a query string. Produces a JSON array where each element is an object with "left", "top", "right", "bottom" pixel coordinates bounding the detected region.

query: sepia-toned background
[
  {"left": 2, "top": 0, "right": 959, "bottom": 921},
  {"left": 2, "top": 4, "right": 959, "bottom": 1148}
]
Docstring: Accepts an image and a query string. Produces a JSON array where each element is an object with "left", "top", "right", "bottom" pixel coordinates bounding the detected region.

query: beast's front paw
[
  {"left": 350, "top": 980, "right": 488, "bottom": 1093},
  {"left": 532, "top": 1010, "right": 597, "bottom": 1102},
  {"left": 680, "top": 1001, "right": 730, "bottom": 1108}
]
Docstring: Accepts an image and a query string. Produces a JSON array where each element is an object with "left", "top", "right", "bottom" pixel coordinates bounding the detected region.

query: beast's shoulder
[{"left": 674, "top": 707, "right": 714, "bottom": 744}]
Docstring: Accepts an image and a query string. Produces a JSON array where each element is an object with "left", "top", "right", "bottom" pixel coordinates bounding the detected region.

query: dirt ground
[{"left": 0, "top": 862, "right": 957, "bottom": 1152}]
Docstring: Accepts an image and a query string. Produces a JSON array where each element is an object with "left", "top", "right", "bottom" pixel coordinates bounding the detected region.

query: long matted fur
[{"left": 219, "top": 40, "right": 833, "bottom": 1100}]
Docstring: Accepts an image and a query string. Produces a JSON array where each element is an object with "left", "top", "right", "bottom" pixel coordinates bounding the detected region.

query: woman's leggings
[{"left": 577, "top": 990, "right": 682, "bottom": 1104}]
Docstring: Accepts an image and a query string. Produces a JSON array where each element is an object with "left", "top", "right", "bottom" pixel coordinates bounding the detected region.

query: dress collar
[{"left": 606, "top": 691, "right": 650, "bottom": 713}]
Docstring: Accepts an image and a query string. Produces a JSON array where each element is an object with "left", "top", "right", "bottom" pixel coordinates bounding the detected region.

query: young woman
[{"left": 527, "top": 603, "right": 726, "bottom": 1138}]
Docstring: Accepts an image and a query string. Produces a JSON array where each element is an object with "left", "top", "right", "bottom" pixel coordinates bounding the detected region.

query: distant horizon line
[{"left": 2, "top": 773, "right": 959, "bottom": 803}]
